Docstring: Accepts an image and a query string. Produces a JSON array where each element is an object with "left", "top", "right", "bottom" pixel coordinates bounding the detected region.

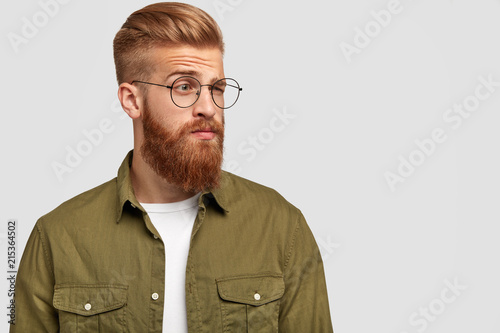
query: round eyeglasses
[{"left": 131, "top": 76, "right": 242, "bottom": 109}]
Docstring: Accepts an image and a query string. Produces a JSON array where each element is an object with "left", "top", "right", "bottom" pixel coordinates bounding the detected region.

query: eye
[
  {"left": 174, "top": 82, "right": 194, "bottom": 93},
  {"left": 213, "top": 87, "right": 224, "bottom": 96},
  {"left": 212, "top": 82, "right": 226, "bottom": 96},
  {"left": 178, "top": 84, "right": 190, "bottom": 91},
  {"left": 172, "top": 77, "right": 199, "bottom": 95}
]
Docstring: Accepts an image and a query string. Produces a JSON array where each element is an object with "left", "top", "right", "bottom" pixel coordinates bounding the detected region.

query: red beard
[{"left": 140, "top": 102, "right": 224, "bottom": 193}]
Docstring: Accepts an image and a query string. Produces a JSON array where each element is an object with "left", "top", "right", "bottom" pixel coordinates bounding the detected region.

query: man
[{"left": 12, "top": 2, "right": 333, "bottom": 332}]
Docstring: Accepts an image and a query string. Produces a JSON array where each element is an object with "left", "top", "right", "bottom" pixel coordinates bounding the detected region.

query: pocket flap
[
  {"left": 216, "top": 274, "right": 284, "bottom": 306},
  {"left": 53, "top": 284, "right": 128, "bottom": 316}
]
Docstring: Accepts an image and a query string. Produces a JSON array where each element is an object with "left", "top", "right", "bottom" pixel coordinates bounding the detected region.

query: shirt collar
[
  {"left": 201, "top": 171, "right": 230, "bottom": 213},
  {"left": 115, "top": 150, "right": 141, "bottom": 222},
  {"left": 115, "top": 150, "right": 230, "bottom": 222}
]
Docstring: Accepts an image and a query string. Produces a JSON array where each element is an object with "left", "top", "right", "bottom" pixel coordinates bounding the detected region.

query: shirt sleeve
[
  {"left": 10, "top": 219, "right": 59, "bottom": 332},
  {"left": 279, "top": 212, "right": 334, "bottom": 332}
]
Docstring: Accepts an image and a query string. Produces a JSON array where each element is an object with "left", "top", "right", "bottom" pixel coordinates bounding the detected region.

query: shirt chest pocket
[
  {"left": 53, "top": 284, "right": 128, "bottom": 333},
  {"left": 216, "top": 274, "right": 284, "bottom": 333}
]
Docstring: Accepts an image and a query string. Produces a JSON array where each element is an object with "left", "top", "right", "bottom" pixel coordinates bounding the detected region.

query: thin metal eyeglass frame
[{"left": 130, "top": 76, "right": 242, "bottom": 109}]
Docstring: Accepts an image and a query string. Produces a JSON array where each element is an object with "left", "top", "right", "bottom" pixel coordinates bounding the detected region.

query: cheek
[
  {"left": 145, "top": 102, "right": 182, "bottom": 127},
  {"left": 145, "top": 90, "right": 177, "bottom": 116},
  {"left": 215, "top": 110, "right": 225, "bottom": 124}
]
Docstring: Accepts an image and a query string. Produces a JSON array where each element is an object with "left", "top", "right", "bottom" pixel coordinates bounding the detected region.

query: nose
[{"left": 192, "top": 85, "right": 217, "bottom": 119}]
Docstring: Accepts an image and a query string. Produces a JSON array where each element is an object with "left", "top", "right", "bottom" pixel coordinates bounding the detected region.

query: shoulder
[
  {"left": 219, "top": 171, "right": 301, "bottom": 217},
  {"left": 38, "top": 178, "right": 118, "bottom": 228}
]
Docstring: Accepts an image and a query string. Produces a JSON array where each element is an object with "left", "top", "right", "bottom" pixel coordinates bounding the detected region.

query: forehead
[{"left": 150, "top": 45, "right": 224, "bottom": 80}]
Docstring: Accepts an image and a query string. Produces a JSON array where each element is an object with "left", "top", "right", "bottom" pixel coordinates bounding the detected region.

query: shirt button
[
  {"left": 153, "top": 235, "right": 158, "bottom": 239},
  {"left": 152, "top": 292, "right": 159, "bottom": 300},
  {"left": 84, "top": 303, "right": 92, "bottom": 311},
  {"left": 254, "top": 293, "right": 261, "bottom": 301}
]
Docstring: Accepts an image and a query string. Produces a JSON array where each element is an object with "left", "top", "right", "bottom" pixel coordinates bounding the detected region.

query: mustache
[{"left": 183, "top": 118, "right": 224, "bottom": 134}]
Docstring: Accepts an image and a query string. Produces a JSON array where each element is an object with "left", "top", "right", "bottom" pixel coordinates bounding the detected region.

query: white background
[{"left": 2, "top": 0, "right": 500, "bottom": 332}]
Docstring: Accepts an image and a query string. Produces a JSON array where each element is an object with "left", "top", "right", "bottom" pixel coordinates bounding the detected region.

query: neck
[{"left": 130, "top": 149, "right": 198, "bottom": 203}]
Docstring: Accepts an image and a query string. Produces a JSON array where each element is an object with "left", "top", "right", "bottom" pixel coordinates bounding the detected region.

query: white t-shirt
[{"left": 141, "top": 193, "right": 200, "bottom": 333}]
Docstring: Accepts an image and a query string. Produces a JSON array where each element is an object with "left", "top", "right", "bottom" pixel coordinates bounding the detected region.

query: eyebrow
[{"left": 164, "top": 70, "right": 221, "bottom": 84}]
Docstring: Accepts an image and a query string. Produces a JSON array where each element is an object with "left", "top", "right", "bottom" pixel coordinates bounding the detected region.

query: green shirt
[{"left": 12, "top": 151, "right": 333, "bottom": 332}]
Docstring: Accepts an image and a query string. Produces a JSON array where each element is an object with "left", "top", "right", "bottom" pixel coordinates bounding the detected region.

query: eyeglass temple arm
[{"left": 130, "top": 80, "right": 172, "bottom": 89}]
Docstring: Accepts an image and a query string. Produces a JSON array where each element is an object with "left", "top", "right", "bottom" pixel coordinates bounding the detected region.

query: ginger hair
[{"left": 113, "top": 2, "right": 224, "bottom": 84}]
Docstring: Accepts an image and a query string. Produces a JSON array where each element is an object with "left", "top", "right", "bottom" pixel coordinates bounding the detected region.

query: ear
[{"left": 118, "top": 82, "right": 143, "bottom": 119}]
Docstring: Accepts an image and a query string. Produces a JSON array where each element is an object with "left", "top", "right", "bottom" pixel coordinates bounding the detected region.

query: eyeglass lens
[{"left": 170, "top": 76, "right": 240, "bottom": 109}]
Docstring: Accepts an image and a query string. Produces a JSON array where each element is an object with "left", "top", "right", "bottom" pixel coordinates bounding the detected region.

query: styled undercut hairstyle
[{"left": 113, "top": 2, "right": 225, "bottom": 85}]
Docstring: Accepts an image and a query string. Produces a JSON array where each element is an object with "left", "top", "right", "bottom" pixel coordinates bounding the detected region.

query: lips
[{"left": 191, "top": 128, "right": 217, "bottom": 140}]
